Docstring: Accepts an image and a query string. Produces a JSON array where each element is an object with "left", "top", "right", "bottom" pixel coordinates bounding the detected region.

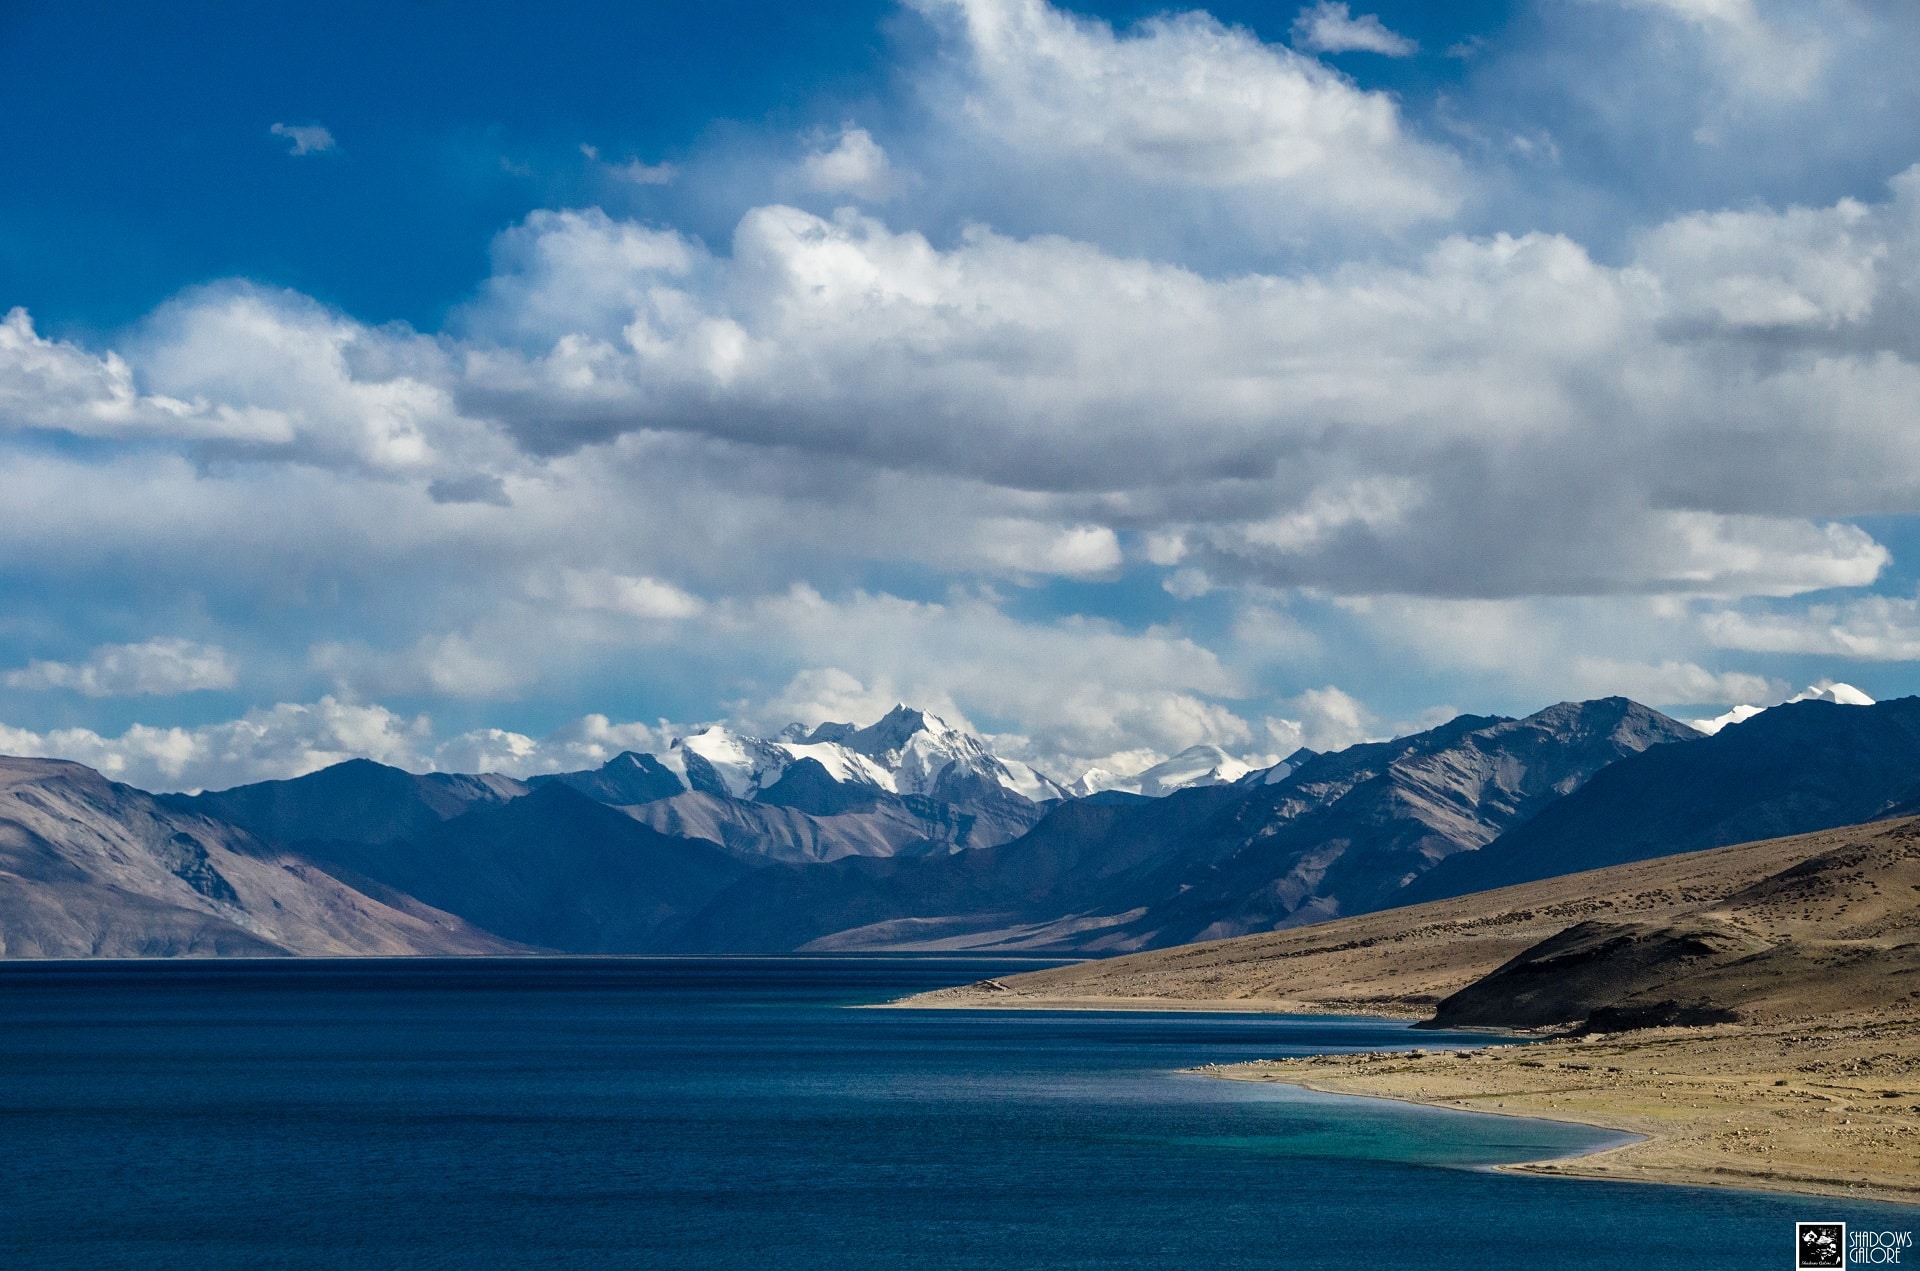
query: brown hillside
[
  {"left": 903, "top": 816, "right": 1920, "bottom": 1205},
  {"left": 909, "top": 816, "right": 1920, "bottom": 1021}
]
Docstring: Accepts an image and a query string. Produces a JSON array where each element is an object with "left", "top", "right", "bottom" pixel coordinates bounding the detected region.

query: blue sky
[{"left": 4, "top": 0, "right": 1920, "bottom": 790}]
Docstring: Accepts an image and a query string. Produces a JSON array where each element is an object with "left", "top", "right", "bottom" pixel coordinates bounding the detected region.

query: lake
[{"left": 0, "top": 957, "right": 1905, "bottom": 1269}]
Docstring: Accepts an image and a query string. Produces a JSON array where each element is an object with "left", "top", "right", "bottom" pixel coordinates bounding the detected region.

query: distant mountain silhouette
[
  {"left": 1404, "top": 696, "right": 1920, "bottom": 905},
  {"left": 676, "top": 698, "right": 1696, "bottom": 952},
  {"left": 522, "top": 745, "right": 1050, "bottom": 859},
  {"left": 26, "top": 695, "right": 1920, "bottom": 962},
  {"left": 290, "top": 783, "right": 752, "bottom": 953},
  {"left": 527, "top": 751, "right": 683, "bottom": 805},
  {"left": 168, "top": 757, "right": 527, "bottom": 846},
  {"left": 0, "top": 757, "right": 514, "bottom": 956}
]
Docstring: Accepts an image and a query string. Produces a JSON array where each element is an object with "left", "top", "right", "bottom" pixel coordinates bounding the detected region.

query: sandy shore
[
  {"left": 1204, "top": 1012, "right": 1920, "bottom": 1207},
  {"left": 903, "top": 988, "right": 1920, "bottom": 1204},
  {"left": 892, "top": 818, "right": 1920, "bottom": 1204}
]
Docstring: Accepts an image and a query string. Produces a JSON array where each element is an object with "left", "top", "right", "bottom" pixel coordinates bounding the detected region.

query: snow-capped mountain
[
  {"left": 1689, "top": 681, "right": 1874, "bottom": 736},
  {"left": 654, "top": 726, "right": 893, "bottom": 800},
  {"left": 648, "top": 706, "right": 1065, "bottom": 804},
  {"left": 1069, "top": 745, "right": 1252, "bottom": 798},
  {"left": 795, "top": 706, "right": 1067, "bottom": 802},
  {"left": 1068, "top": 744, "right": 1318, "bottom": 798},
  {"left": 1238, "top": 747, "right": 1319, "bottom": 787}
]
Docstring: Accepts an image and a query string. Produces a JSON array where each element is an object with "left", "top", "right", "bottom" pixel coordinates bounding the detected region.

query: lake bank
[
  {"left": 1209, "top": 1012, "right": 1920, "bottom": 1208},
  {"left": 903, "top": 981, "right": 1920, "bottom": 1207}
]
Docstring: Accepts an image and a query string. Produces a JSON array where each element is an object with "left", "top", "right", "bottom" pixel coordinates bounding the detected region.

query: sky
[{"left": 5, "top": 0, "right": 1920, "bottom": 792}]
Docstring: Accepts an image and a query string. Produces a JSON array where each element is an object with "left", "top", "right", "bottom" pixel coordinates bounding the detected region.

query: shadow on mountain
[{"left": 1404, "top": 696, "right": 1920, "bottom": 905}]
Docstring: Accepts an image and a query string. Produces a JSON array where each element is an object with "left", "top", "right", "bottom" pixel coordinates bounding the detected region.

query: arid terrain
[{"left": 905, "top": 816, "right": 1920, "bottom": 1203}]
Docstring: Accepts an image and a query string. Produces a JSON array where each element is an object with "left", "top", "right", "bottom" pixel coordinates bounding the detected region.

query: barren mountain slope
[
  {"left": 1406, "top": 695, "right": 1920, "bottom": 904},
  {"left": 0, "top": 758, "right": 517, "bottom": 957},
  {"left": 909, "top": 815, "right": 1920, "bottom": 1023},
  {"left": 906, "top": 817, "right": 1920, "bottom": 1203},
  {"left": 682, "top": 698, "right": 1696, "bottom": 952}
]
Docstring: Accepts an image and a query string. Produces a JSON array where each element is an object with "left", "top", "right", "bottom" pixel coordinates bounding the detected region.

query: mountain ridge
[
  {"left": 1403, "top": 695, "right": 1920, "bottom": 905},
  {"left": 0, "top": 757, "right": 516, "bottom": 956},
  {"left": 671, "top": 697, "right": 1698, "bottom": 952}
]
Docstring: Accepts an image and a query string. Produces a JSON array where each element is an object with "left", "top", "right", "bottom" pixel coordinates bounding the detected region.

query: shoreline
[
  {"left": 871, "top": 991, "right": 1427, "bottom": 1017},
  {"left": 897, "top": 987, "right": 1920, "bottom": 1209},
  {"left": 1206, "top": 1063, "right": 1920, "bottom": 1208},
  {"left": 1201, "top": 1023, "right": 1920, "bottom": 1209}
]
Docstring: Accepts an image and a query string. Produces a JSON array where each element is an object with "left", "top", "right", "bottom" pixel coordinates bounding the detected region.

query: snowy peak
[
  {"left": 636, "top": 708, "right": 1065, "bottom": 806},
  {"left": 801, "top": 705, "right": 1066, "bottom": 802},
  {"left": 774, "top": 741, "right": 894, "bottom": 790},
  {"left": 1240, "top": 747, "right": 1319, "bottom": 787},
  {"left": 1798, "top": 681, "right": 1875, "bottom": 706},
  {"left": 1690, "top": 682, "right": 1875, "bottom": 736},
  {"left": 809, "top": 705, "right": 930, "bottom": 766},
  {"left": 1069, "top": 745, "right": 1253, "bottom": 798},
  {"left": 654, "top": 725, "right": 892, "bottom": 801},
  {"left": 664, "top": 726, "right": 796, "bottom": 800}
]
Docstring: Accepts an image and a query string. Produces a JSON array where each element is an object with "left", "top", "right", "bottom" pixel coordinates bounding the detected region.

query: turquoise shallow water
[{"left": 0, "top": 956, "right": 1908, "bottom": 1269}]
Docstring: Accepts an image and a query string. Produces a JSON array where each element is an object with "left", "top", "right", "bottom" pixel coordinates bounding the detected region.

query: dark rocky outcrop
[{"left": 1425, "top": 918, "right": 1771, "bottom": 1030}]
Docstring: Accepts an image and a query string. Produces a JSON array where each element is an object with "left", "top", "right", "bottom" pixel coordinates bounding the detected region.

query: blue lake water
[{"left": 0, "top": 956, "right": 1908, "bottom": 1269}]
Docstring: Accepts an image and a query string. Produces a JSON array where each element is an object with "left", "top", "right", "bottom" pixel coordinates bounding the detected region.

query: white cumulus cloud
[
  {"left": 0, "top": 697, "right": 431, "bottom": 792},
  {"left": 906, "top": 0, "right": 1459, "bottom": 225},
  {"left": 270, "top": 122, "right": 336, "bottom": 156},
  {"left": 1290, "top": 3, "right": 1417, "bottom": 57},
  {"left": 1701, "top": 593, "right": 1920, "bottom": 661},
  {"left": 802, "top": 126, "right": 896, "bottom": 200},
  {"left": 3, "top": 639, "right": 239, "bottom": 697}
]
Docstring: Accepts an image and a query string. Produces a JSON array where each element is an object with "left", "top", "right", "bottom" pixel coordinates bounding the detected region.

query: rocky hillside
[
  {"left": 673, "top": 698, "right": 1698, "bottom": 952},
  {"left": 909, "top": 814, "right": 1920, "bottom": 1034},
  {"left": 0, "top": 758, "right": 515, "bottom": 956},
  {"left": 1405, "top": 695, "right": 1920, "bottom": 904}
]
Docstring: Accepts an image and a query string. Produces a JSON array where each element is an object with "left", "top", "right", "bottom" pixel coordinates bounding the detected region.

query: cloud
[
  {"left": 427, "top": 474, "right": 512, "bottom": 506},
  {"left": 1701, "top": 593, "right": 1920, "bottom": 661},
  {"left": 310, "top": 634, "right": 526, "bottom": 699},
  {"left": 0, "top": 307, "right": 262, "bottom": 441},
  {"left": 457, "top": 183, "right": 1912, "bottom": 598},
  {"left": 558, "top": 570, "right": 707, "bottom": 620},
  {"left": 1616, "top": 0, "right": 1827, "bottom": 105},
  {"left": 8, "top": 0, "right": 1920, "bottom": 776},
  {"left": 434, "top": 713, "right": 679, "bottom": 777},
  {"left": 801, "top": 126, "right": 896, "bottom": 200},
  {"left": 613, "top": 159, "right": 677, "bottom": 185},
  {"left": 1329, "top": 593, "right": 1800, "bottom": 715},
  {"left": 0, "top": 697, "right": 431, "bottom": 792},
  {"left": 972, "top": 522, "right": 1123, "bottom": 577},
  {"left": 758, "top": 667, "right": 966, "bottom": 735},
  {"left": 1290, "top": 3, "right": 1417, "bottom": 57},
  {"left": 0, "top": 286, "right": 507, "bottom": 475},
  {"left": 1635, "top": 197, "right": 1883, "bottom": 329},
  {"left": 1262, "top": 685, "right": 1375, "bottom": 754},
  {"left": 3, "top": 639, "right": 238, "bottom": 697},
  {"left": 1563, "top": 658, "right": 1784, "bottom": 707},
  {"left": 0, "top": 694, "right": 694, "bottom": 790},
  {"left": 270, "top": 122, "right": 336, "bottom": 156},
  {"left": 904, "top": 0, "right": 1460, "bottom": 227},
  {"left": 722, "top": 586, "right": 1257, "bottom": 774}
]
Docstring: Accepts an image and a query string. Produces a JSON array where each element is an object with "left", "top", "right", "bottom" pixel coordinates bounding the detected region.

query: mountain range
[
  {"left": 3, "top": 688, "right": 1914, "bottom": 958},
  {"left": 0, "top": 757, "right": 512, "bottom": 956}
]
